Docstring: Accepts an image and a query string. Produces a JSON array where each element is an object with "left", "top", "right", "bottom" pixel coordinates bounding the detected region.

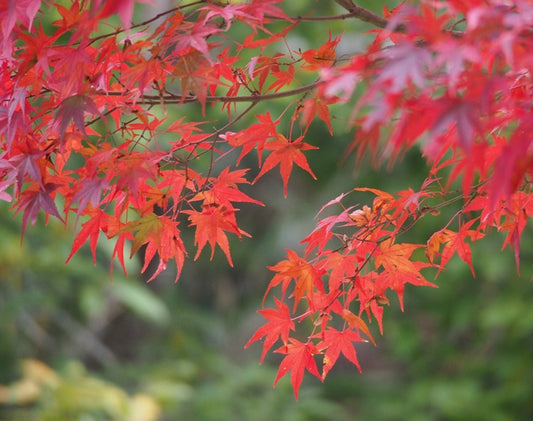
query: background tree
[{"left": 1, "top": 0, "right": 533, "bottom": 409}]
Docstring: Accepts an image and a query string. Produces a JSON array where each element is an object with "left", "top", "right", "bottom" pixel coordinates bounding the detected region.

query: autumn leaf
[
  {"left": 253, "top": 135, "right": 318, "bottom": 197},
  {"left": 353, "top": 273, "right": 388, "bottom": 334},
  {"left": 120, "top": 213, "right": 187, "bottom": 281},
  {"left": 14, "top": 183, "right": 64, "bottom": 237},
  {"left": 301, "top": 208, "right": 355, "bottom": 256},
  {"left": 241, "top": 22, "right": 297, "bottom": 49},
  {"left": 426, "top": 219, "right": 484, "bottom": 276},
  {"left": 447, "top": 0, "right": 485, "bottom": 14},
  {"left": 0, "top": 0, "right": 41, "bottom": 38},
  {"left": 95, "top": 0, "right": 153, "bottom": 28},
  {"left": 171, "top": 50, "right": 223, "bottom": 111},
  {"left": 377, "top": 43, "right": 431, "bottom": 93},
  {"left": 317, "top": 327, "right": 363, "bottom": 379},
  {"left": 192, "top": 168, "right": 264, "bottom": 208},
  {"left": 186, "top": 203, "right": 249, "bottom": 266},
  {"left": 299, "top": 96, "right": 334, "bottom": 135},
  {"left": 375, "top": 239, "right": 422, "bottom": 274},
  {"left": 341, "top": 309, "right": 376, "bottom": 346},
  {"left": 267, "top": 63, "right": 294, "bottom": 93},
  {"left": 6, "top": 0, "right": 533, "bottom": 397},
  {"left": 317, "top": 251, "right": 359, "bottom": 292},
  {"left": 264, "top": 249, "right": 323, "bottom": 310},
  {"left": 67, "top": 206, "right": 108, "bottom": 264},
  {"left": 200, "top": 3, "right": 256, "bottom": 31},
  {"left": 428, "top": 96, "right": 482, "bottom": 153},
  {"left": 274, "top": 339, "right": 322, "bottom": 400},
  {"left": 55, "top": 94, "right": 99, "bottom": 139},
  {"left": 69, "top": 177, "right": 109, "bottom": 224},
  {"left": 173, "top": 21, "right": 220, "bottom": 61},
  {"left": 245, "top": 298, "right": 295, "bottom": 363},
  {"left": 223, "top": 112, "right": 279, "bottom": 166},
  {"left": 301, "top": 33, "right": 340, "bottom": 71},
  {"left": 496, "top": 192, "right": 533, "bottom": 270},
  {"left": 354, "top": 187, "right": 395, "bottom": 203},
  {"left": 9, "top": 145, "right": 46, "bottom": 193},
  {"left": 375, "top": 267, "right": 437, "bottom": 311}
]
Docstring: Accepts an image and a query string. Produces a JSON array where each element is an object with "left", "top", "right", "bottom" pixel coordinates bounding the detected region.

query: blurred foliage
[
  {"left": 2, "top": 1, "right": 533, "bottom": 420},
  {"left": 0, "top": 359, "right": 160, "bottom": 421}
]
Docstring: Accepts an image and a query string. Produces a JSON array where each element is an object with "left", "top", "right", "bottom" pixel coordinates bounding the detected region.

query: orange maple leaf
[
  {"left": 375, "top": 239, "right": 422, "bottom": 274},
  {"left": 341, "top": 308, "right": 376, "bottom": 346},
  {"left": 301, "top": 33, "right": 340, "bottom": 71},
  {"left": 265, "top": 249, "right": 323, "bottom": 310}
]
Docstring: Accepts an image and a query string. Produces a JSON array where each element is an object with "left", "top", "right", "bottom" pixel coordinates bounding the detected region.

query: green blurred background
[{"left": 2, "top": 1, "right": 533, "bottom": 420}]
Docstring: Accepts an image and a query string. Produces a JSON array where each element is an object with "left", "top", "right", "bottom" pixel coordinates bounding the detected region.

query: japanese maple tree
[{"left": 2, "top": 0, "right": 533, "bottom": 399}]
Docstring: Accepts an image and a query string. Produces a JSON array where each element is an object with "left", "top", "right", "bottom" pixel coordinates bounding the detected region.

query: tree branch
[
  {"left": 333, "top": 0, "right": 396, "bottom": 29},
  {"left": 332, "top": 0, "right": 462, "bottom": 37},
  {"left": 106, "top": 81, "right": 322, "bottom": 105},
  {"left": 288, "top": 12, "right": 376, "bottom": 22}
]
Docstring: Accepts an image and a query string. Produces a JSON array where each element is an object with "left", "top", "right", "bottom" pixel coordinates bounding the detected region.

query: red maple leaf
[
  {"left": 192, "top": 168, "right": 263, "bottom": 208},
  {"left": 426, "top": 219, "right": 484, "bottom": 276},
  {"left": 126, "top": 213, "right": 187, "bottom": 281},
  {"left": 428, "top": 96, "right": 482, "bottom": 154},
  {"left": 377, "top": 43, "right": 431, "bottom": 93},
  {"left": 447, "top": 0, "right": 485, "bottom": 14},
  {"left": 245, "top": 297, "right": 294, "bottom": 363},
  {"left": 0, "top": 0, "right": 41, "bottom": 37},
  {"left": 317, "top": 327, "right": 363, "bottom": 379},
  {"left": 186, "top": 203, "right": 249, "bottom": 266},
  {"left": 274, "top": 338, "right": 321, "bottom": 400},
  {"left": 223, "top": 112, "right": 279, "bottom": 165},
  {"left": 173, "top": 21, "right": 220, "bottom": 61},
  {"left": 55, "top": 94, "right": 99, "bottom": 139},
  {"left": 9, "top": 144, "right": 46, "bottom": 193},
  {"left": 13, "top": 183, "right": 64, "bottom": 237},
  {"left": 200, "top": 3, "right": 257, "bottom": 31},
  {"left": 67, "top": 206, "right": 108, "bottom": 265},
  {"left": 375, "top": 239, "right": 422, "bottom": 273},
  {"left": 267, "top": 63, "right": 294, "bottom": 93},
  {"left": 95, "top": 0, "right": 153, "bottom": 28},
  {"left": 375, "top": 266, "right": 436, "bottom": 311},
  {"left": 253, "top": 135, "right": 318, "bottom": 196},
  {"left": 68, "top": 177, "right": 109, "bottom": 222},
  {"left": 299, "top": 96, "right": 335, "bottom": 135}
]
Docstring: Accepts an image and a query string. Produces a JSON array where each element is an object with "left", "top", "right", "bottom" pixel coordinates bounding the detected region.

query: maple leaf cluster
[{"left": 2, "top": 0, "right": 533, "bottom": 399}]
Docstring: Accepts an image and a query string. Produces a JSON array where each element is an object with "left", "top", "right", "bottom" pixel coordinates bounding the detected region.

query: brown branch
[
  {"left": 288, "top": 12, "right": 375, "bottom": 22},
  {"left": 105, "top": 81, "right": 322, "bottom": 105},
  {"left": 333, "top": 0, "right": 392, "bottom": 29},
  {"left": 331, "top": 0, "right": 463, "bottom": 38}
]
